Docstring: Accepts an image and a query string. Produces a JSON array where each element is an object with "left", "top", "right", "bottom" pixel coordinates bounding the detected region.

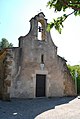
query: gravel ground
[{"left": 0, "top": 97, "right": 80, "bottom": 119}]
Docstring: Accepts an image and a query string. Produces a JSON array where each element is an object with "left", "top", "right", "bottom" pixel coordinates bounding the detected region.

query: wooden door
[{"left": 36, "top": 74, "right": 46, "bottom": 97}]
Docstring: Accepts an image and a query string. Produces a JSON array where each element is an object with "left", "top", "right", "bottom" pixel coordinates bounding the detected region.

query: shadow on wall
[{"left": 0, "top": 97, "right": 76, "bottom": 119}]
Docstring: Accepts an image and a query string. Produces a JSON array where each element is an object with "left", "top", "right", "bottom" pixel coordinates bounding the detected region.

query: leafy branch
[
  {"left": 47, "top": 11, "right": 75, "bottom": 33},
  {"left": 47, "top": 0, "right": 80, "bottom": 33}
]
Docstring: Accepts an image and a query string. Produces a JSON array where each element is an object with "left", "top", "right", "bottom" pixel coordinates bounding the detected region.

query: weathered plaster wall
[
  {"left": 9, "top": 12, "right": 76, "bottom": 98},
  {"left": 10, "top": 37, "right": 76, "bottom": 98}
]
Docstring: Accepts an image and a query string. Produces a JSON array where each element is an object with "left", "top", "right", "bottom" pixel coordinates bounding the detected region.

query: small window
[{"left": 41, "top": 54, "right": 44, "bottom": 64}]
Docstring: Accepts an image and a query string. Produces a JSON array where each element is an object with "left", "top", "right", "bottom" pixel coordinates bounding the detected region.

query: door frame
[{"left": 32, "top": 70, "right": 51, "bottom": 98}]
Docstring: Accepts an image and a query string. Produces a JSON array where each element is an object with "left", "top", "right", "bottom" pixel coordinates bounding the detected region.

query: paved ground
[{"left": 0, "top": 96, "right": 80, "bottom": 119}]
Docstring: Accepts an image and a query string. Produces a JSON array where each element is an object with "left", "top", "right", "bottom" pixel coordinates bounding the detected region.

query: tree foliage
[
  {"left": 47, "top": 0, "right": 80, "bottom": 33},
  {"left": 67, "top": 64, "right": 80, "bottom": 94},
  {"left": 0, "top": 38, "right": 13, "bottom": 50}
]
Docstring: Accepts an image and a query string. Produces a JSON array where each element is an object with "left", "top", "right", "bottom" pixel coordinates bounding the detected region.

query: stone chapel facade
[{"left": 0, "top": 12, "right": 76, "bottom": 100}]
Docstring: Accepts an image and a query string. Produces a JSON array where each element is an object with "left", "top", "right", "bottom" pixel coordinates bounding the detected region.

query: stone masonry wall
[
  {"left": 57, "top": 56, "right": 76, "bottom": 96},
  {"left": 0, "top": 50, "right": 6, "bottom": 99}
]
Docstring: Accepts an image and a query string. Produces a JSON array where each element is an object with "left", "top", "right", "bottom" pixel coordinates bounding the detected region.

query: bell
[{"left": 38, "top": 26, "right": 42, "bottom": 32}]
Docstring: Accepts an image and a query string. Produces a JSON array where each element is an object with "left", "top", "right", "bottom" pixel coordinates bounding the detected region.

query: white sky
[{"left": 0, "top": 0, "right": 80, "bottom": 65}]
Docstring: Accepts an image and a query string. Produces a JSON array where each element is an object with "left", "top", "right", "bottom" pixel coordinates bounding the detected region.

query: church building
[{"left": 0, "top": 12, "right": 76, "bottom": 100}]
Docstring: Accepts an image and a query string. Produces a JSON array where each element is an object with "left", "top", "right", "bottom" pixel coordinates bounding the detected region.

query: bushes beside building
[{"left": 68, "top": 65, "right": 80, "bottom": 94}]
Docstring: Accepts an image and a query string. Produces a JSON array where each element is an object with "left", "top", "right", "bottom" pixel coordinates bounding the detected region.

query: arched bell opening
[
  {"left": 38, "top": 22, "right": 42, "bottom": 40},
  {"left": 38, "top": 20, "right": 46, "bottom": 41}
]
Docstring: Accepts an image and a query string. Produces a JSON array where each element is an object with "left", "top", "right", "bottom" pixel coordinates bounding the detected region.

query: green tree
[
  {"left": 67, "top": 64, "right": 80, "bottom": 94},
  {"left": 0, "top": 38, "right": 13, "bottom": 50},
  {"left": 47, "top": 0, "right": 80, "bottom": 33}
]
